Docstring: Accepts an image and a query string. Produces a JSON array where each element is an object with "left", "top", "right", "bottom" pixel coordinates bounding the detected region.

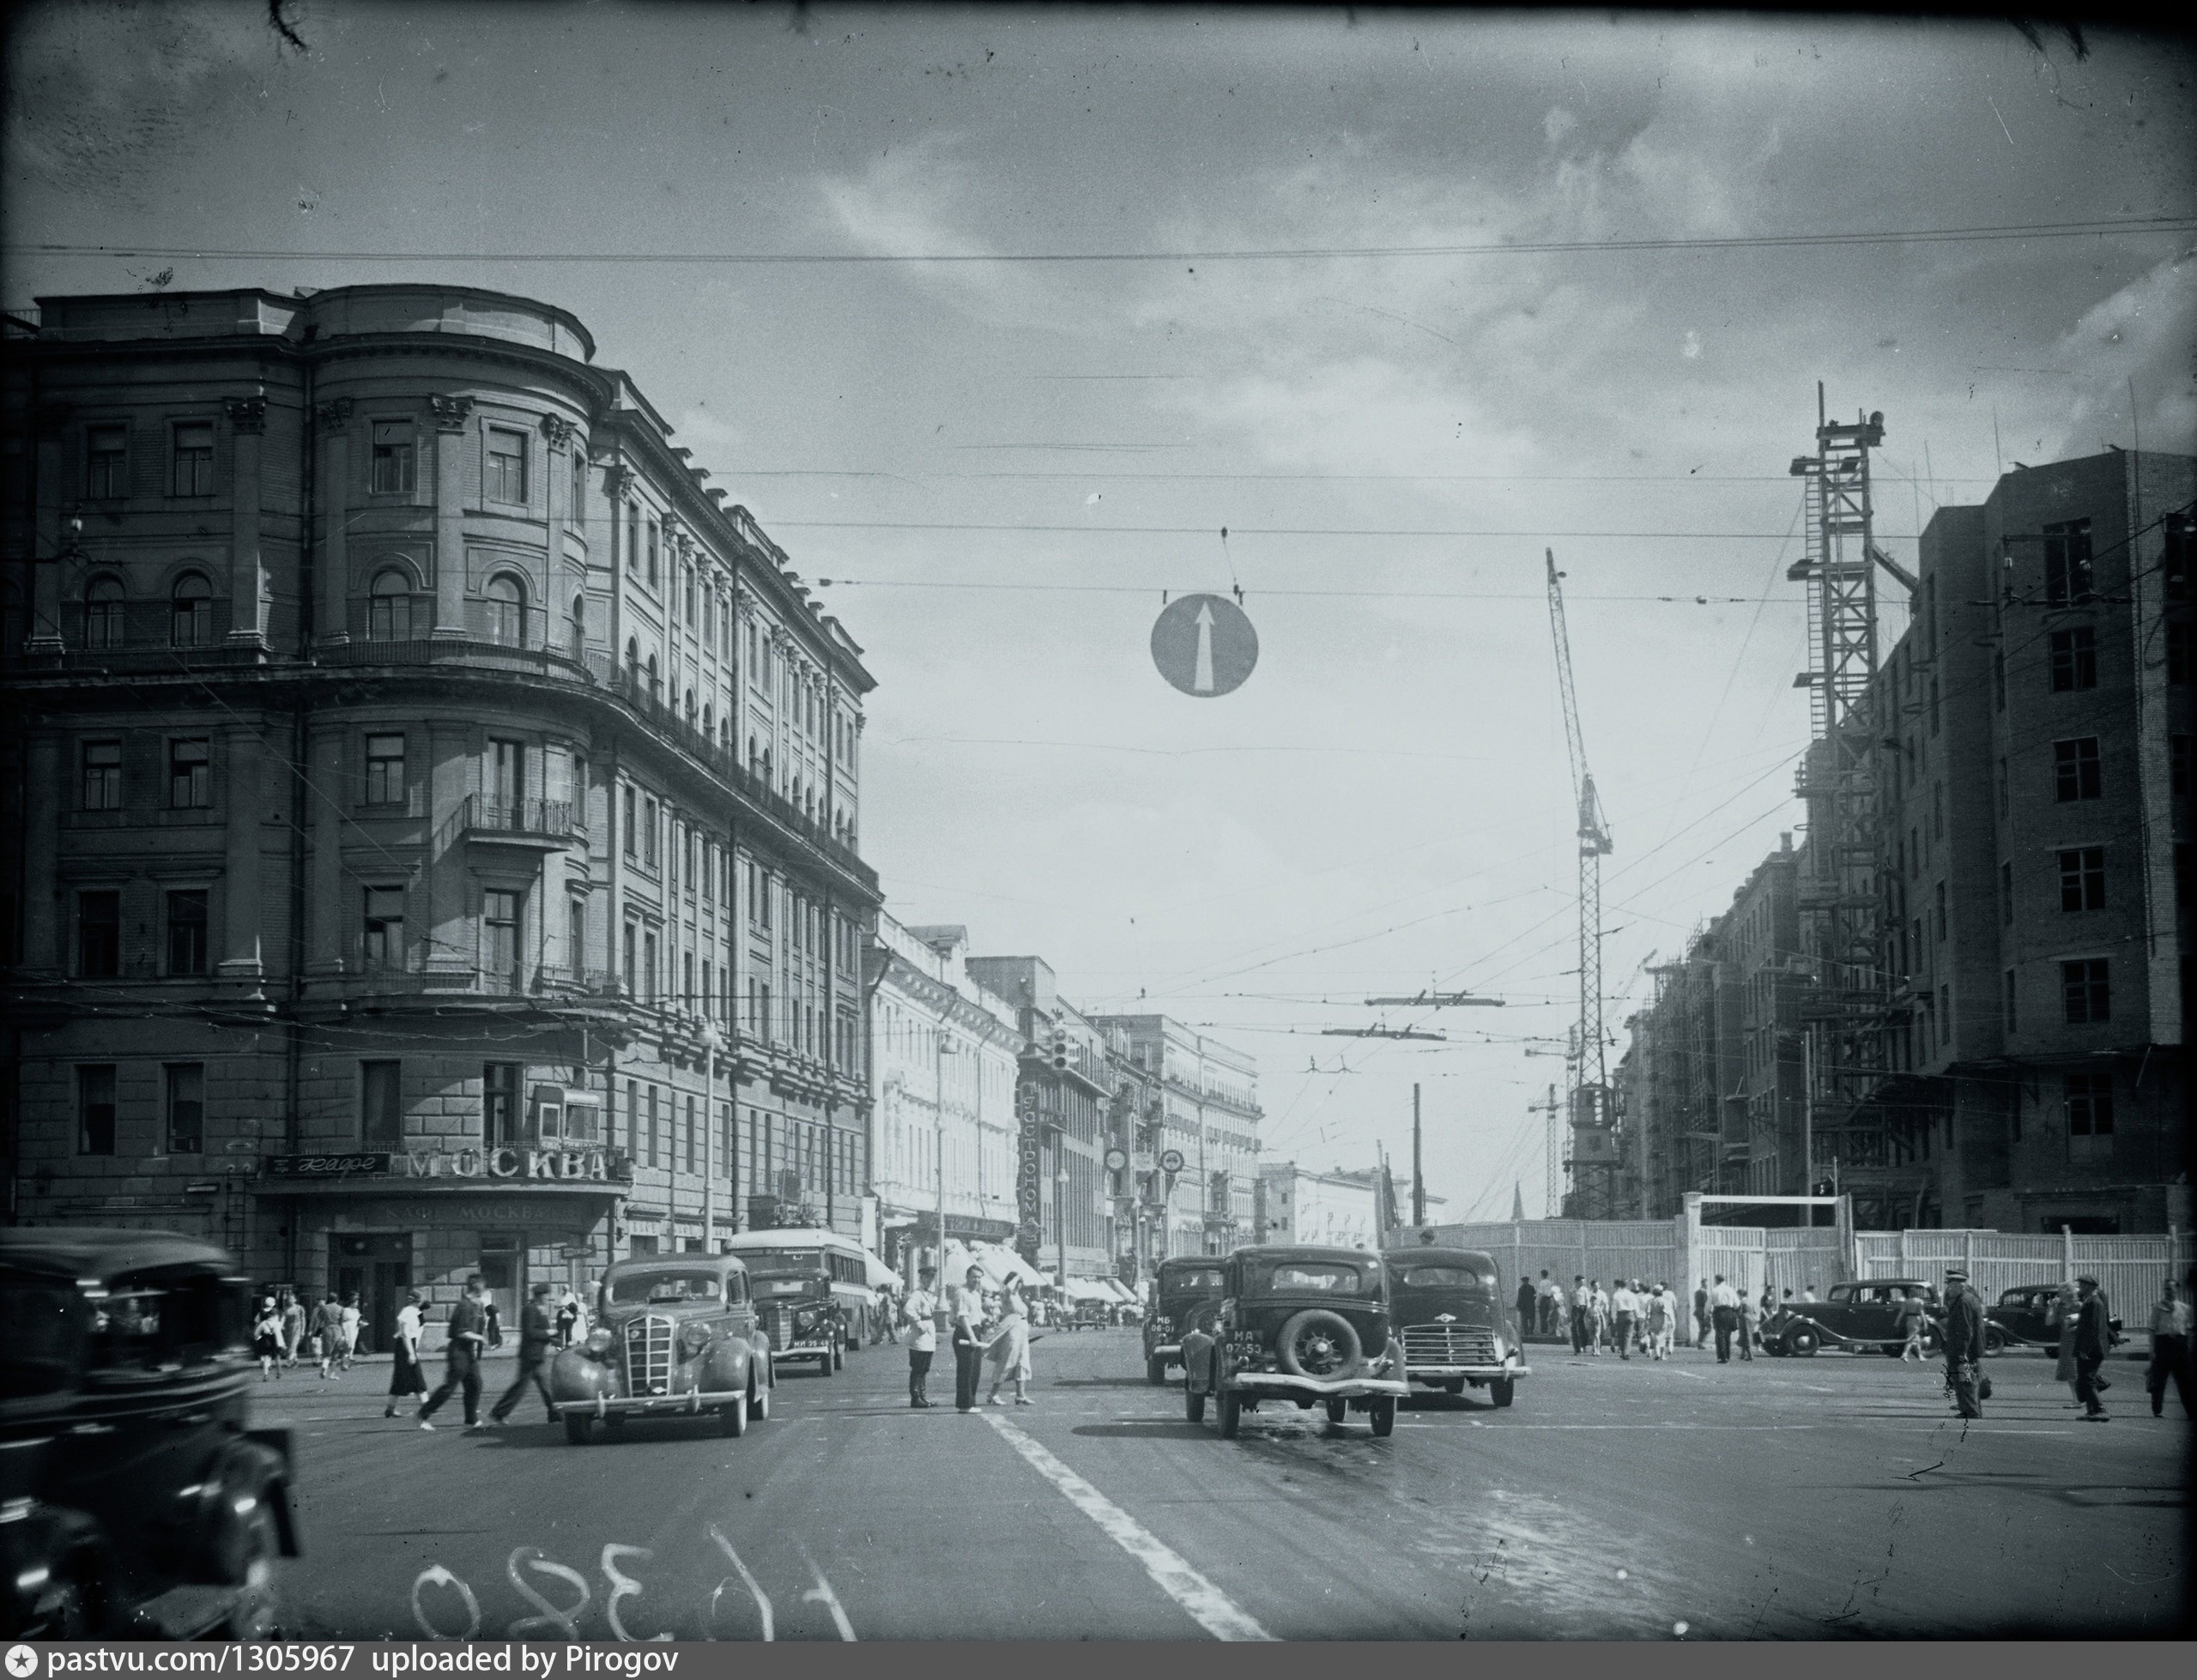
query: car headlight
[
  {"left": 584, "top": 1327, "right": 614, "bottom": 1357},
  {"left": 679, "top": 1322, "right": 714, "bottom": 1358}
]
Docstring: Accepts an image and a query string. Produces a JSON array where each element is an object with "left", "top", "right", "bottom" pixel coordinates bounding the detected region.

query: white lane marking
[
  {"left": 1670, "top": 1369, "right": 1706, "bottom": 1382},
  {"left": 705, "top": 1525, "right": 774, "bottom": 1642},
  {"left": 795, "top": 1543, "right": 856, "bottom": 1641},
  {"left": 984, "top": 1413, "right": 1274, "bottom": 1641}
]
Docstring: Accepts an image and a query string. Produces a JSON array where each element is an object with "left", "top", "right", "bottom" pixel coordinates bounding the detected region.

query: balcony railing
[{"left": 458, "top": 793, "right": 584, "bottom": 843}]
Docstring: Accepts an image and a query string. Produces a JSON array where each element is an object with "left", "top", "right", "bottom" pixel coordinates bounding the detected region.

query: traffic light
[{"left": 1050, "top": 1025, "right": 1069, "bottom": 1072}]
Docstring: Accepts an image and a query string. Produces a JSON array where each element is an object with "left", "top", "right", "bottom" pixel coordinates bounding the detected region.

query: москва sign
[{"left": 263, "top": 1147, "right": 626, "bottom": 1183}]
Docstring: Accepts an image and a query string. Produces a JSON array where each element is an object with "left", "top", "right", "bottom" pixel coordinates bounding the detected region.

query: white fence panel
[
  {"left": 1423, "top": 1220, "right": 1685, "bottom": 1333},
  {"left": 1855, "top": 1229, "right": 2193, "bottom": 1316}
]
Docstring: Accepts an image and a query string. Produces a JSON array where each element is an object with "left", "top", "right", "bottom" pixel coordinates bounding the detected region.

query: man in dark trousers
[
  {"left": 1692, "top": 1278, "right": 1711, "bottom": 1350},
  {"left": 1941, "top": 1268, "right": 1986, "bottom": 1418},
  {"left": 488, "top": 1282, "right": 559, "bottom": 1425},
  {"left": 1709, "top": 1274, "right": 1740, "bottom": 1363},
  {"left": 419, "top": 1275, "right": 491, "bottom": 1431},
  {"left": 1569, "top": 1275, "right": 1590, "bottom": 1354},
  {"left": 949, "top": 1264, "right": 988, "bottom": 1413},
  {"left": 2073, "top": 1273, "right": 2112, "bottom": 1421},
  {"left": 1515, "top": 1274, "right": 1537, "bottom": 1338}
]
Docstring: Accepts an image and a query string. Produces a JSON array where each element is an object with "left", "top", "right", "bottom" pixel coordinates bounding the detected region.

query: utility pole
[{"left": 1411, "top": 1084, "right": 1425, "bottom": 1227}]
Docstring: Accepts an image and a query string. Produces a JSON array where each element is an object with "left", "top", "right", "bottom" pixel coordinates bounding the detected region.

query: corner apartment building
[
  {"left": 1849, "top": 449, "right": 2191, "bottom": 1232},
  {"left": 0, "top": 285, "right": 880, "bottom": 1336},
  {"left": 863, "top": 917, "right": 1024, "bottom": 1278},
  {"left": 1254, "top": 1161, "right": 1380, "bottom": 1248},
  {"left": 1089, "top": 1014, "right": 1260, "bottom": 1258}
]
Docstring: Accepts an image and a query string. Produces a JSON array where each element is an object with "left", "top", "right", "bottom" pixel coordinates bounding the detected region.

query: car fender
[
  {"left": 0, "top": 1500, "right": 111, "bottom": 1639},
  {"left": 182, "top": 1436, "right": 294, "bottom": 1584},
  {"left": 702, "top": 1333, "right": 753, "bottom": 1392},
  {"left": 1180, "top": 1328, "right": 1215, "bottom": 1393}
]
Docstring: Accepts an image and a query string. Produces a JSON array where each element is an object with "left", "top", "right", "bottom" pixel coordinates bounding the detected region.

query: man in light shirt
[
  {"left": 1709, "top": 1274, "right": 1741, "bottom": 1364},
  {"left": 1569, "top": 1275, "right": 1590, "bottom": 1355},
  {"left": 949, "top": 1265, "right": 989, "bottom": 1413},
  {"left": 2146, "top": 1278, "right": 2192, "bottom": 1419},
  {"left": 1611, "top": 1279, "right": 1640, "bottom": 1359},
  {"left": 901, "top": 1266, "right": 939, "bottom": 1409}
]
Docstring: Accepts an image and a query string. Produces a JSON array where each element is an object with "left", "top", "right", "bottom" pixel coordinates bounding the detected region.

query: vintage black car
[
  {"left": 551, "top": 1255, "right": 776, "bottom": 1442},
  {"left": 1764, "top": 1278, "right": 1943, "bottom": 1357},
  {"left": 1180, "top": 1247, "right": 1409, "bottom": 1438},
  {"left": 1143, "top": 1256, "right": 1226, "bottom": 1384},
  {"left": 1985, "top": 1284, "right": 2124, "bottom": 1357},
  {"left": 0, "top": 1227, "right": 300, "bottom": 1639},
  {"left": 1383, "top": 1246, "right": 1528, "bottom": 1405}
]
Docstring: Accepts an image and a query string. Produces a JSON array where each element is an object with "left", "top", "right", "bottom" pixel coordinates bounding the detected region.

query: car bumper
[
  {"left": 1148, "top": 1342, "right": 1183, "bottom": 1358},
  {"left": 1408, "top": 1363, "right": 1529, "bottom": 1381},
  {"left": 1225, "top": 1371, "right": 1410, "bottom": 1399},
  {"left": 556, "top": 1389, "right": 743, "bottom": 1418},
  {"left": 777, "top": 1339, "right": 834, "bottom": 1358}
]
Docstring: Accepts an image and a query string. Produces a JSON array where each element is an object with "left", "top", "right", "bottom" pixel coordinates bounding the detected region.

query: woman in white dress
[{"left": 984, "top": 1279, "right": 1034, "bottom": 1406}]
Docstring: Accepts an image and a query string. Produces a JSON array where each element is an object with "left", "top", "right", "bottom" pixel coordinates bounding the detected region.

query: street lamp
[
  {"left": 698, "top": 1020, "right": 726, "bottom": 1254},
  {"left": 935, "top": 1030, "right": 959, "bottom": 1287}
]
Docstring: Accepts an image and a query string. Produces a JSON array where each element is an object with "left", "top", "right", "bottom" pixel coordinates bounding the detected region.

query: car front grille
[
  {"left": 623, "top": 1314, "right": 674, "bottom": 1395},
  {"left": 1402, "top": 1324, "right": 1498, "bottom": 1366}
]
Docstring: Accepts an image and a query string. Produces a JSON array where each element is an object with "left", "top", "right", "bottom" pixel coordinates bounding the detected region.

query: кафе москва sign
[{"left": 261, "top": 1147, "right": 629, "bottom": 1183}]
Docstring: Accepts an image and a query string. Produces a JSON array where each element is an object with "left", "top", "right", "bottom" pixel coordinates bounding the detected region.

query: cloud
[
  {"left": 1543, "top": 106, "right": 1580, "bottom": 147},
  {"left": 2042, "top": 246, "right": 2197, "bottom": 456}
]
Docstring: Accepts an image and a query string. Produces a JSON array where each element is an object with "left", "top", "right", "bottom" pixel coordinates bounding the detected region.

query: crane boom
[{"left": 1545, "top": 550, "right": 1615, "bottom": 1217}]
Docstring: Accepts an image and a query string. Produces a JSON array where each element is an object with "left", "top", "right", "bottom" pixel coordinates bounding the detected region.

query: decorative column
[
  {"left": 216, "top": 728, "right": 264, "bottom": 981},
  {"left": 27, "top": 406, "right": 69, "bottom": 656},
  {"left": 541, "top": 415, "right": 574, "bottom": 656},
  {"left": 223, "top": 395, "right": 268, "bottom": 649},
  {"left": 313, "top": 400, "right": 353, "bottom": 645},
  {"left": 429, "top": 394, "right": 473, "bottom": 639},
  {"left": 20, "top": 732, "right": 61, "bottom": 973}
]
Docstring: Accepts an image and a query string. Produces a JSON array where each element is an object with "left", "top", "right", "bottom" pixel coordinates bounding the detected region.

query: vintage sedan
[
  {"left": 1181, "top": 1247, "right": 1410, "bottom": 1438},
  {"left": 0, "top": 1228, "right": 300, "bottom": 1639},
  {"left": 1383, "top": 1246, "right": 1529, "bottom": 1405},
  {"left": 1985, "top": 1284, "right": 2124, "bottom": 1357},
  {"left": 1764, "top": 1278, "right": 1943, "bottom": 1357},
  {"left": 551, "top": 1255, "right": 775, "bottom": 1443},
  {"left": 1142, "top": 1256, "right": 1226, "bottom": 1384}
]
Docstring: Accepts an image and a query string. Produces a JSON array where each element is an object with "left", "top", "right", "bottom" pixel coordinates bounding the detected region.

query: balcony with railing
[{"left": 456, "top": 793, "right": 584, "bottom": 848}]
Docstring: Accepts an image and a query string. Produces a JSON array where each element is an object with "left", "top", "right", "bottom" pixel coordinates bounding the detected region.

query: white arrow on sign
[{"left": 1194, "top": 601, "right": 1215, "bottom": 693}]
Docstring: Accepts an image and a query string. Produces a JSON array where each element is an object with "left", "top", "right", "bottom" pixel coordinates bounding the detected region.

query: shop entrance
[
  {"left": 330, "top": 1232, "right": 414, "bottom": 1354},
  {"left": 480, "top": 1232, "right": 525, "bottom": 1337}
]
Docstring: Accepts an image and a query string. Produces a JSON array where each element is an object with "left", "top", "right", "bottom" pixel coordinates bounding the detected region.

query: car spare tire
[{"left": 1276, "top": 1309, "right": 1364, "bottom": 1381}]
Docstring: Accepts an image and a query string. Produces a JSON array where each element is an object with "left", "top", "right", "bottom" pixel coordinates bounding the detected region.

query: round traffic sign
[
  {"left": 1151, "top": 593, "right": 1257, "bottom": 698},
  {"left": 1159, "top": 1147, "right": 1186, "bottom": 1175},
  {"left": 1103, "top": 1146, "right": 1129, "bottom": 1173}
]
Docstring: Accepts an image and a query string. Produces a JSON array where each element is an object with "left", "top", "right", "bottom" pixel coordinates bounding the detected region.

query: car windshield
[
  {"left": 1164, "top": 1268, "right": 1223, "bottom": 1295},
  {"left": 1253, "top": 1261, "right": 1367, "bottom": 1296},
  {"left": 758, "top": 1277, "right": 821, "bottom": 1297},
  {"left": 608, "top": 1269, "right": 724, "bottom": 1305},
  {"left": 1391, "top": 1264, "right": 1494, "bottom": 1292},
  {"left": 742, "top": 1252, "right": 823, "bottom": 1278}
]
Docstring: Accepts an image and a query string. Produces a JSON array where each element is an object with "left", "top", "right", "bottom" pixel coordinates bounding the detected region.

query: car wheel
[
  {"left": 754, "top": 1373, "right": 772, "bottom": 1420},
  {"left": 1275, "top": 1308, "right": 1364, "bottom": 1381},
  {"left": 832, "top": 1338, "right": 845, "bottom": 1373},
  {"left": 563, "top": 1414, "right": 594, "bottom": 1445},
  {"left": 1325, "top": 1398, "right": 1347, "bottom": 1424},
  {"left": 1147, "top": 1355, "right": 1168, "bottom": 1386},
  {"left": 603, "top": 1415, "right": 627, "bottom": 1434},
  {"left": 1218, "top": 1387, "right": 1242, "bottom": 1439},
  {"left": 721, "top": 1390, "right": 748, "bottom": 1438},
  {"left": 1881, "top": 1343, "right": 1904, "bottom": 1357},
  {"left": 221, "top": 1501, "right": 281, "bottom": 1640},
  {"left": 1490, "top": 1379, "right": 1515, "bottom": 1409},
  {"left": 1785, "top": 1328, "right": 1819, "bottom": 1357},
  {"left": 1369, "top": 1397, "right": 1396, "bottom": 1438},
  {"left": 1185, "top": 1385, "right": 1207, "bottom": 1424},
  {"left": 1983, "top": 1326, "right": 2006, "bottom": 1357}
]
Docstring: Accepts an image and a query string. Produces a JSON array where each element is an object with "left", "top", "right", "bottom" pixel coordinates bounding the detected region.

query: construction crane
[{"left": 1546, "top": 549, "right": 1616, "bottom": 1218}]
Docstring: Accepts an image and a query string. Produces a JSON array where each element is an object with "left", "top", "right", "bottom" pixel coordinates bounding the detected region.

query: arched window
[
  {"left": 646, "top": 654, "right": 661, "bottom": 706},
  {"left": 483, "top": 573, "right": 524, "bottom": 646},
  {"left": 626, "top": 637, "right": 640, "bottom": 680},
  {"left": 702, "top": 704, "right": 713, "bottom": 746},
  {"left": 85, "top": 577, "right": 125, "bottom": 650},
  {"left": 569, "top": 593, "right": 585, "bottom": 662},
  {"left": 171, "top": 572, "right": 213, "bottom": 648},
  {"left": 368, "top": 569, "right": 413, "bottom": 642},
  {"left": 686, "top": 692, "right": 698, "bottom": 731}
]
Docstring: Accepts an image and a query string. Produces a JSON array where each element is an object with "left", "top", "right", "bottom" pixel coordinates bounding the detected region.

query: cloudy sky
[{"left": 8, "top": 3, "right": 2194, "bottom": 1217}]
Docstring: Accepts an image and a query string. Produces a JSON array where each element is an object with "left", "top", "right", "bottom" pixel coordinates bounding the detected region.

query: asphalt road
[{"left": 263, "top": 1328, "right": 2189, "bottom": 1641}]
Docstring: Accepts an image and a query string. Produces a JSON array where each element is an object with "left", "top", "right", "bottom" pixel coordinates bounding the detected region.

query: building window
[
  {"left": 483, "top": 573, "right": 524, "bottom": 647},
  {"left": 169, "top": 738, "right": 210, "bottom": 809},
  {"left": 77, "top": 890, "right": 119, "bottom": 977},
  {"left": 172, "top": 422, "right": 214, "bottom": 496},
  {"left": 486, "top": 426, "right": 528, "bottom": 503},
  {"left": 87, "top": 424, "right": 127, "bottom": 499},
  {"left": 484, "top": 1062, "right": 522, "bottom": 1149},
  {"left": 686, "top": 1096, "right": 698, "bottom": 1174},
  {"left": 171, "top": 573, "right": 213, "bottom": 647},
  {"left": 647, "top": 1085, "right": 660, "bottom": 1168},
  {"left": 683, "top": 951, "right": 696, "bottom": 1013},
  {"left": 567, "top": 897, "right": 586, "bottom": 974},
  {"left": 2002, "top": 968, "right": 2018, "bottom": 1034},
  {"left": 2060, "top": 958, "right": 2109, "bottom": 1025},
  {"left": 165, "top": 1063, "right": 203, "bottom": 1154},
  {"left": 82, "top": 740, "right": 121, "bottom": 810},
  {"left": 2057, "top": 846, "right": 2105, "bottom": 912},
  {"left": 368, "top": 570, "right": 414, "bottom": 641},
  {"left": 484, "top": 889, "right": 521, "bottom": 988},
  {"left": 360, "top": 1060, "right": 402, "bottom": 1146},
  {"left": 2049, "top": 626, "right": 2097, "bottom": 692},
  {"left": 2053, "top": 737, "right": 2101, "bottom": 802},
  {"left": 570, "top": 444, "right": 586, "bottom": 522},
  {"left": 166, "top": 889, "right": 209, "bottom": 976},
  {"left": 647, "top": 654, "right": 661, "bottom": 706},
  {"left": 621, "top": 919, "right": 637, "bottom": 995},
  {"left": 362, "top": 886, "right": 406, "bottom": 969},
  {"left": 2065, "top": 1071, "right": 2113, "bottom": 1160},
  {"left": 77, "top": 1065, "right": 117, "bottom": 1155},
  {"left": 85, "top": 577, "right": 124, "bottom": 648},
  {"left": 364, "top": 733, "right": 406, "bottom": 807},
  {"left": 643, "top": 798, "right": 659, "bottom": 867},
  {"left": 371, "top": 421, "right": 416, "bottom": 493},
  {"left": 646, "top": 521, "right": 660, "bottom": 588},
  {"left": 2042, "top": 519, "right": 2093, "bottom": 606},
  {"left": 644, "top": 931, "right": 659, "bottom": 1005}
]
